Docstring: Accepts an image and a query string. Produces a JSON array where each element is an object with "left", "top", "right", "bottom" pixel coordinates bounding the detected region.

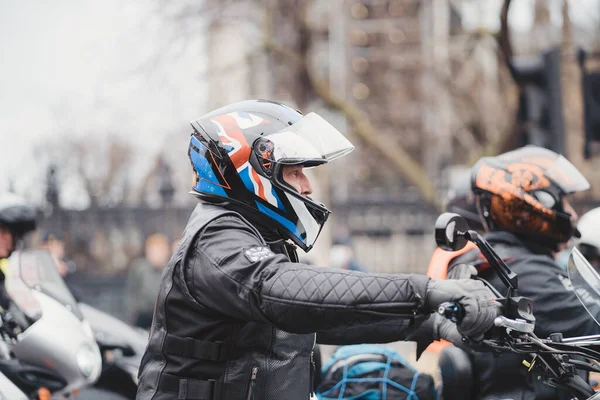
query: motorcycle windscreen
[
  {"left": 567, "top": 246, "right": 600, "bottom": 326},
  {"left": 9, "top": 250, "right": 84, "bottom": 321}
]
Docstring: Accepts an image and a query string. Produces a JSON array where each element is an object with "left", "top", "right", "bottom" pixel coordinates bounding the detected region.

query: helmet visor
[
  {"left": 265, "top": 112, "right": 354, "bottom": 165},
  {"left": 498, "top": 146, "right": 590, "bottom": 193}
]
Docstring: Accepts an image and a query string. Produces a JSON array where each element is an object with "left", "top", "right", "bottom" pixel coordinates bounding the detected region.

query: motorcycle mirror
[
  {"left": 435, "top": 213, "right": 470, "bottom": 252},
  {"left": 436, "top": 212, "right": 520, "bottom": 299}
]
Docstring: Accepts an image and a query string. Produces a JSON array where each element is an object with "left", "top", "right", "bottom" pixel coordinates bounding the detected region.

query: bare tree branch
[
  {"left": 132, "top": 154, "right": 163, "bottom": 205},
  {"left": 151, "top": 0, "right": 522, "bottom": 207},
  {"left": 100, "top": 140, "right": 131, "bottom": 199},
  {"left": 308, "top": 70, "right": 440, "bottom": 206},
  {"left": 499, "top": 0, "right": 513, "bottom": 65},
  {"left": 260, "top": 1, "right": 441, "bottom": 207}
]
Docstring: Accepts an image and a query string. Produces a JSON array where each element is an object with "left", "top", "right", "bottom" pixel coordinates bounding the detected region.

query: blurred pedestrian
[
  {"left": 40, "top": 230, "right": 72, "bottom": 278},
  {"left": 40, "top": 230, "right": 82, "bottom": 300},
  {"left": 329, "top": 238, "right": 366, "bottom": 272},
  {"left": 125, "top": 233, "right": 171, "bottom": 329}
]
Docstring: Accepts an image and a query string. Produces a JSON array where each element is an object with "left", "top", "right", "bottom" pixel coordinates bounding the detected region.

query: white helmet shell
[{"left": 577, "top": 207, "right": 600, "bottom": 250}]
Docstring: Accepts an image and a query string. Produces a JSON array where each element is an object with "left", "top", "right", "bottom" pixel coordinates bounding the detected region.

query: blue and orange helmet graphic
[{"left": 188, "top": 100, "right": 354, "bottom": 252}]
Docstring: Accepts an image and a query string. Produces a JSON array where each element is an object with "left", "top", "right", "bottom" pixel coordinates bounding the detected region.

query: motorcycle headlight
[{"left": 76, "top": 344, "right": 98, "bottom": 378}]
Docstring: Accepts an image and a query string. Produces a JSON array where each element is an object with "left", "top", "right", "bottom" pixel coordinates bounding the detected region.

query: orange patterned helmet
[{"left": 471, "top": 146, "right": 590, "bottom": 245}]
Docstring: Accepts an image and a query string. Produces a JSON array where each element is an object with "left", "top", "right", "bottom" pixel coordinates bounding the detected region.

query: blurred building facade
[
  {"left": 200, "top": 0, "right": 510, "bottom": 274},
  {"left": 35, "top": 0, "right": 600, "bottom": 321},
  {"left": 330, "top": 0, "right": 455, "bottom": 273}
]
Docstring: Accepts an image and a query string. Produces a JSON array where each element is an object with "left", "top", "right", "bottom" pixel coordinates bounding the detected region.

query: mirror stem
[{"left": 464, "top": 230, "right": 519, "bottom": 297}]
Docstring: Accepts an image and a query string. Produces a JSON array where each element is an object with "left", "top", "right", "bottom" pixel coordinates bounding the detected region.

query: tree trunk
[{"left": 559, "top": 0, "right": 593, "bottom": 199}]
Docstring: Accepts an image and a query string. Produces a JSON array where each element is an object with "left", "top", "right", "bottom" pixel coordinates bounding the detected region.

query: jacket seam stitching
[
  {"left": 182, "top": 213, "right": 249, "bottom": 311},
  {"left": 259, "top": 294, "right": 418, "bottom": 310},
  {"left": 148, "top": 263, "right": 177, "bottom": 400},
  {"left": 189, "top": 215, "right": 269, "bottom": 318}
]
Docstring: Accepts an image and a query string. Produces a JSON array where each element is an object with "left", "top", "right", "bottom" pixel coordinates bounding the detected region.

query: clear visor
[
  {"left": 266, "top": 112, "right": 354, "bottom": 165},
  {"left": 567, "top": 246, "right": 600, "bottom": 326},
  {"left": 498, "top": 147, "right": 590, "bottom": 193}
]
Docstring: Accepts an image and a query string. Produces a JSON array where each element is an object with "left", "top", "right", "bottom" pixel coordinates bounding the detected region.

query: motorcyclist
[
  {"left": 136, "top": 100, "right": 501, "bottom": 400},
  {"left": 465, "top": 146, "right": 600, "bottom": 400},
  {"left": 0, "top": 193, "right": 37, "bottom": 333},
  {"left": 0, "top": 193, "right": 36, "bottom": 261}
]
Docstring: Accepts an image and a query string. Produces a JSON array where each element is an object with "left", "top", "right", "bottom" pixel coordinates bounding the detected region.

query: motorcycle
[
  {"left": 434, "top": 212, "right": 600, "bottom": 400},
  {"left": 77, "top": 303, "right": 147, "bottom": 400},
  {"left": 0, "top": 367, "right": 29, "bottom": 400},
  {"left": 0, "top": 249, "right": 102, "bottom": 399},
  {"left": 8, "top": 248, "right": 147, "bottom": 400}
]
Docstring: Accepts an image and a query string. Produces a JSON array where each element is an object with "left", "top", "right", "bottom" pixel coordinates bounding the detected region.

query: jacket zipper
[
  {"left": 310, "top": 335, "right": 316, "bottom": 397},
  {"left": 246, "top": 366, "right": 259, "bottom": 400},
  {"left": 310, "top": 352, "right": 315, "bottom": 397}
]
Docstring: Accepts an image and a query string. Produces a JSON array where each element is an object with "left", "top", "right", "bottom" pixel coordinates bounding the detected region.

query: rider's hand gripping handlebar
[
  {"left": 434, "top": 212, "right": 600, "bottom": 400},
  {"left": 437, "top": 302, "right": 464, "bottom": 323},
  {"left": 434, "top": 212, "right": 535, "bottom": 328}
]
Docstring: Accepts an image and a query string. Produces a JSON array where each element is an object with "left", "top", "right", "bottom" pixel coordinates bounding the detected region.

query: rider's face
[
  {"left": 563, "top": 198, "right": 578, "bottom": 225},
  {"left": 556, "top": 198, "right": 579, "bottom": 252},
  {"left": 0, "top": 226, "right": 14, "bottom": 259},
  {"left": 282, "top": 165, "right": 313, "bottom": 197}
]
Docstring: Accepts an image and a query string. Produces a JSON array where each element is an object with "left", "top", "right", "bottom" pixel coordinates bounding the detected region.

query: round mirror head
[{"left": 435, "top": 212, "right": 469, "bottom": 251}]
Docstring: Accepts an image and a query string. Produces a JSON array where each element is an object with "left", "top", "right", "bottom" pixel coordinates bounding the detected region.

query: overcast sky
[
  {"left": 0, "top": 0, "right": 207, "bottom": 205},
  {"left": 0, "top": 0, "right": 598, "bottom": 207}
]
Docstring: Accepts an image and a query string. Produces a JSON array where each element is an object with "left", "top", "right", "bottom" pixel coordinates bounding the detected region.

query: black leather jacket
[
  {"left": 136, "top": 203, "right": 431, "bottom": 400},
  {"left": 470, "top": 231, "right": 600, "bottom": 400}
]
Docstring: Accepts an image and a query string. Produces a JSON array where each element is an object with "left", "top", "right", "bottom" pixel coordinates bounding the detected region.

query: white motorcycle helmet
[{"left": 0, "top": 193, "right": 37, "bottom": 258}]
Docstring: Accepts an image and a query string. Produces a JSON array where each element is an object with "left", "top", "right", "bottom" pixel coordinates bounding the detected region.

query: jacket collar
[{"left": 485, "top": 230, "right": 554, "bottom": 257}]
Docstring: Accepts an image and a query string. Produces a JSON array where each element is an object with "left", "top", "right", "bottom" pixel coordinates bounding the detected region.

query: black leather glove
[
  {"left": 425, "top": 279, "right": 501, "bottom": 338},
  {"left": 431, "top": 312, "right": 464, "bottom": 346},
  {"left": 447, "top": 263, "right": 478, "bottom": 280}
]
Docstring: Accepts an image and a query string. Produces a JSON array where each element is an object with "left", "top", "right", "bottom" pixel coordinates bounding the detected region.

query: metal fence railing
[{"left": 37, "top": 198, "right": 600, "bottom": 319}]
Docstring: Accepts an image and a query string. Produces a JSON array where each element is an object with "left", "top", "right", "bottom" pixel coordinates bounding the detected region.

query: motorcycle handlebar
[
  {"left": 435, "top": 213, "right": 600, "bottom": 399},
  {"left": 437, "top": 302, "right": 464, "bottom": 323},
  {"left": 557, "top": 374, "right": 596, "bottom": 399}
]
